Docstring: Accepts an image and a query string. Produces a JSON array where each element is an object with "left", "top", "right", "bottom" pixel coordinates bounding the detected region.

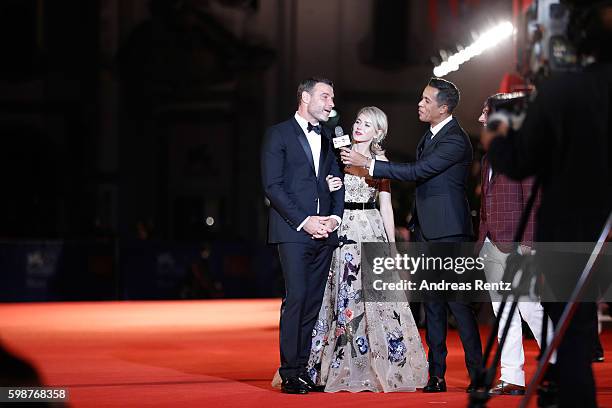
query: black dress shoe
[
  {"left": 466, "top": 382, "right": 478, "bottom": 393},
  {"left": 466, "top": 381, "right": 489, "bottom": 393},
  {"left": 281, "top": 377, "right": 309, "bottom": 394},
  {"left": 298, "top": 373, "right": 325, "bottom": 392},
  {"left": 423, "top": 376, "right": 447, "bottom": 393},
  {"left": 537, "top": 380, "right": 559, "bottom": 408},
  {"left": 593, "top": 352, "right": 605, "bottom": 363}
]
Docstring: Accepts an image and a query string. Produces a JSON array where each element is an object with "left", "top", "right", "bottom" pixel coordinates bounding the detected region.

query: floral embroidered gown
[{"left": 307, "top": 167, "right": 428, "bottom": 392}]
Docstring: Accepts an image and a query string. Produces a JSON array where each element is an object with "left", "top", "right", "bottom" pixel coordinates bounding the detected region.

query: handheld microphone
[{"left": 332, "top": 126, "right": 351, "bottom": 148}]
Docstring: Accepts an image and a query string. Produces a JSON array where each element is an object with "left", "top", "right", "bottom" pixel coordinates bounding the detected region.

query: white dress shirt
[
  {"left": 294, "top": 112, "right": 322, "bottom": 177},
  {"left": 429, "top": 115, "right": 453, "bottom": 138}
]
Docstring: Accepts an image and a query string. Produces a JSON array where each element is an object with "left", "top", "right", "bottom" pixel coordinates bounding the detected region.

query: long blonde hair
[{"left": 356, "top": 106, "right": 387, "bottom": 157}]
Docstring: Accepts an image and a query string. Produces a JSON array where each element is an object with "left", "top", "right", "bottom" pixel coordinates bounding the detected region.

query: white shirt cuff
[
  {"left": 330, "top": 215, "right": 342, "bottom": 231},
  {"left": 368, "top": 159, "right": 376, "bottom": 177},
  {"left": 297, "top": 216, "right": 310, "bottom": 231}
]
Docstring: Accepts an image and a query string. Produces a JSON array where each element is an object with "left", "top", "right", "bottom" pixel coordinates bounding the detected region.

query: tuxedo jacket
[
  {"left": 261, "top": 117, "right": 344, "bottom": 244},
  {"left": 477, "top": 155, "right": 540, "bottom": 253},
  {"left": 374, "top": 117, "right": 474, "bottom": 240}
]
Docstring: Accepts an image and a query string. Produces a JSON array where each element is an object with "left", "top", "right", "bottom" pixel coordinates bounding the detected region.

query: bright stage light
[{"left": 433, "top": 21, "right": 514, "bottom": 77}]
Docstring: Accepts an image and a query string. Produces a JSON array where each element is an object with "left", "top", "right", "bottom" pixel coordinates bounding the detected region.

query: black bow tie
[{"left": 307, "top": 123, "right": 321, "bottom": 135}]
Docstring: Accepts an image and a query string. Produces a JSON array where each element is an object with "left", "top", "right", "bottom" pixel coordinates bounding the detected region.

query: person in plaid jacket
[{"left": 477, "top": 94, "right": 555, "bottom": 396}]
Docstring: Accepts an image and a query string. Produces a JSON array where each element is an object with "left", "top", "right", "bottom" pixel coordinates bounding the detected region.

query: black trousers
[
  {"left": 415, "top": 227, "right": 483, "bottom": 381},
  {"left": 544, "top": 302, "right": 597, "bottom": 408},
  {"left": 277, "top": 241, "right": 334, "bottom": 381},
  {"left": 537, "top": 245, "right": 600, "bottom": 407}
]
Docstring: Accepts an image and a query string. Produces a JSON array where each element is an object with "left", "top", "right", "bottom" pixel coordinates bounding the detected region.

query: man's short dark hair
[
  {"left": 428, "top": 77, "right": 460, "bottom": 113},
  {"left": 297, "top": 77, "right": 334, "bottom": 107}
]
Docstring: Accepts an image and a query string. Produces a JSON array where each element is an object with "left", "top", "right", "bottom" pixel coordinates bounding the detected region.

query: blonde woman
[{"left": 298, "top": 107, "right": 428, "bottom": 392}]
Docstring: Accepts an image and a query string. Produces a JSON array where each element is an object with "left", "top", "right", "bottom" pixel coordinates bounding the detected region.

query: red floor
[{"left": 0, "top": 299, "right": 611, "bottom": 407}]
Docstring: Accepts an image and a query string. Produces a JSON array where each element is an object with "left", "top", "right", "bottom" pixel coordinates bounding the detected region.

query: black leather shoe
[
  {"left": 423, "top": 376, "right": 447, "bottom": 393},
  {"left": 466, "top": 382, "right": 478, "bottom": 393},
  {"left": 466, "top": 381, "right": 489, "bottom": 393},
  {"left": 281, "top": 377, "right": 309, "bottom": 394},
  {"left": 298, "top": 373, "right": 325, "bottom": 392},
  {"left": 537, "top": 380, "right": 559, "bottom": 408}
]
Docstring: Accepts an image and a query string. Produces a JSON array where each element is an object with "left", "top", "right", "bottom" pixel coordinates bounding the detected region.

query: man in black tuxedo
[
  {"left": 261, "top": 77, "right": 344, "bottom": 394},
  {"left": 341, "top": 78, "right": 482, "bottom": 393}
]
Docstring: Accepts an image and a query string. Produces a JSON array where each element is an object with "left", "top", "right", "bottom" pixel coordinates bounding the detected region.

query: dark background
[{"left": 0, "top": 0, "right": 514, "bottom": 301}]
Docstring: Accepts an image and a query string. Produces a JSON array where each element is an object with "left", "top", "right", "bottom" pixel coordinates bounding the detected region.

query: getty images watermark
[
  {"left": 357, "top": 242, "right": 611, "bottom": 303},
  {"left": 371, "top": 252, "right": 512, "bottom": 293}
]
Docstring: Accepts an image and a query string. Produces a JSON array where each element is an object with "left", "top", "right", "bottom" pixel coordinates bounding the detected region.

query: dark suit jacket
[
  {"left": 477, "top": 155, "right": 540, "bottom": 252},
  {"left": 261, "top": 117, "right": 345, "bottom": 244},
  {"left": 373, "top": 117, "right": 474, "bottom": 240}
]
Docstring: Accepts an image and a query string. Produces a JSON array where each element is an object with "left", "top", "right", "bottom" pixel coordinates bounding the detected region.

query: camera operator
[{"left": 487, "top": 2, "right": 612, "bottom": 407}]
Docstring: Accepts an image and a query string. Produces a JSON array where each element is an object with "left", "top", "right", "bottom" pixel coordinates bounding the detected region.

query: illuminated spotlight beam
[{"left": 433, "top": 21, "right": 514, "bottom": 77}]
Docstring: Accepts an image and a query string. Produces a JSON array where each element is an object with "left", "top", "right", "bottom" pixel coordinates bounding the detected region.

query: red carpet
[{"left": 1, "top": 299, "right": 611, "bottom": 407}]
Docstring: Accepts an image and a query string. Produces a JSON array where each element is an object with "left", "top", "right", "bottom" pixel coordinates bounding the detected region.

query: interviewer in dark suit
[
  {"left": 340, "top": 78, "right": 482, "bottom": 393},
  {"left": 261, "top": 77, "right": 344, "bottom": 394}
]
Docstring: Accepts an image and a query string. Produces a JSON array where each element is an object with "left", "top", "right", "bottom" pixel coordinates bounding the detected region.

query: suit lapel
[
  {"left": 318, "top": 128, "right": 329, "bottom": 181},
  {"left": 291, "top": 118, "right": 316, "bottom": 174},
  {"left": 425, "top": 118, "right": 456, "bottom": 154},
  {"left": 416, "top": 132, "right": 428, "bottom": 159}
]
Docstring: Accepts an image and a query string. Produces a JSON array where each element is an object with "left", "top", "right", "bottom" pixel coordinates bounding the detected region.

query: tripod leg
[
  {"left": 468, "top": 299, "right": 521, "bottom": 408},
  {"left": 519, "top": 211, "right": 611, "bottom": 408}
]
